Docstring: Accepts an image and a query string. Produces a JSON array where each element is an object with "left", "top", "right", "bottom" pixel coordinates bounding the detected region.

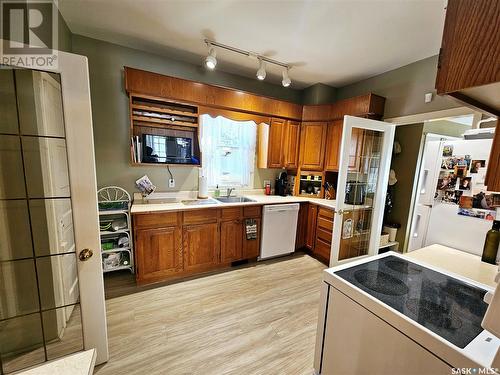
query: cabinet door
[
  {"left": 135, "top": 226, "right": 183, "bottom": 282},
  {"left": 284, "top": 120, "right": 301, "bottom": 169},
  {"left": 242, "top": 217, "right": 261, "bottom": 259},
  {"left": 305, "top": 204, "right": 318, "bottom": 250},
  {"left": 183, "top": 223, "right": 219, "bottom": 272},
  {"left": 267, "top": 118, "right": 286, "bottom": 168},
  {"left": 348, "top": 128, "right": 365, "bottom": 171},
  {"left": 324, "top": 120, "right": 343, "bottom": 171},
  {"left": 220, "top": 220, "right": 243, "bottom": 263},
  {"left": 295, "top": 203, "right": 308, "bottom": 249},
  {"left": 299, "top": 122, "right": 327, "bottom": 171}
]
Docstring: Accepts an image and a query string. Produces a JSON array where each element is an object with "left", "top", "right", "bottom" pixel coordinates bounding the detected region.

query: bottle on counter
[
  {"left": 214, "top": 184, "right": 220, "bottom": 198},
  {"left": 265, "top": 182, "right": 271, "bottom": 195},
  {"left": 481, "top": 220, "right": 500, "bottom": 265}
]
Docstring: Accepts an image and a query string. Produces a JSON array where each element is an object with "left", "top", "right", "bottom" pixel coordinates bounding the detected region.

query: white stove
[{"left": 313, "top": 252, "right": 500, "bottom": 375}]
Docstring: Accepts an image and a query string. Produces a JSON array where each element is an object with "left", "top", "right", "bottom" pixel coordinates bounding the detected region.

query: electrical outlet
[{"left": 169, "top": 179, "right": 175, "bottom": 188}]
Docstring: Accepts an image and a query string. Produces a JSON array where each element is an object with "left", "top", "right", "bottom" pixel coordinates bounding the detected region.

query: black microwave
[{"left": 142, "top": 134, "right": 197, "bottom": 164}]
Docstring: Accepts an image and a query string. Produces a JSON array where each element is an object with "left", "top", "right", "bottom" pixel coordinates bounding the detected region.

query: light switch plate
[{"left": 169, "top": 179, "right": 175, "bottom": 188}]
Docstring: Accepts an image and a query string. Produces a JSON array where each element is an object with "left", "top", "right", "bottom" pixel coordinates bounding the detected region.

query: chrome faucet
[{"left": 226, "top": 187, "right": 235, "bottom": 197}]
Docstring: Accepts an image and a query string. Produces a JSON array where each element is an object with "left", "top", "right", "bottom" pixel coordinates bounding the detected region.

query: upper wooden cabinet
[
  {"left": 284, "top": 120, "right": 301, "bottom": 169},
  {"left": 267, "top": 118, "right": 287, "bottom": 168},
  {"left": 299, "top": 122, "right": 327, "bottom": 171},
  {"left": 301, "top": 94, "right": 386, "bottom": 122},
  {"left": 324, "top": 120, "right": 343, "bottom": 171},
  {"left": 485, "top": 120, "right": 500, "bottom": 191},
  {"left": 435, "top": 0, "right": 500, "bottom": 116},
  {"left": 124, "top": 67, "right": 303, "bottom": 120}
]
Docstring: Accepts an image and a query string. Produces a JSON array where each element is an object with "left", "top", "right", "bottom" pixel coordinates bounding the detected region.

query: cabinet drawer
[
  {"left": 183, "top": 209, "right": 219, "bottom": 225},
  {"left": 243, "top": 205, "right": 261, "bottom": 218},
  {"left": 316, "top": 227, "right": 333, "bottom": 243},
  {"left": 221, "top": 207, "right": 243, "bottom": 221},
  {"left": 318, "top": 207, "right": 334, "bottom": 220},
  {"left": 314, "top": 238, "right": 331, "bottom": 261},
  {"left": 134, "top": 212, "right": 180, "bottom": 229},
  {"left": 317, "top": 216, "right": 334, "bottom": 232}
]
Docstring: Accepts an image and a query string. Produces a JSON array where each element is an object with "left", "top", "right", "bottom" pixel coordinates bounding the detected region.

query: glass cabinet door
[{"left": 330, "top": 116, "right": 395, "bottom": 266}]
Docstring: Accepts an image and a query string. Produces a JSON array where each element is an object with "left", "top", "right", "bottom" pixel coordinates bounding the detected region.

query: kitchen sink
[
  {"left": 140, "top": 197, "right": 179, "bottom": 204},
  {"left": 181, "top": 198, "right": 219, "bottom": 206},
  {"left": 215, "top": 196, "right": 256, "bottom": 203}
]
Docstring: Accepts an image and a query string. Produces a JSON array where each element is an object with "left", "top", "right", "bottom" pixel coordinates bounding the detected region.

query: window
[{"left": 200, "top": 115, "right": 257, "bottom": 188}]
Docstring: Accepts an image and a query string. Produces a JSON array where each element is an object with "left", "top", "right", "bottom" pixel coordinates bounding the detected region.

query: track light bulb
[
  {"left": 256, "top": 60, "right": 266, "bottom": 80},
  {"left": 282, "top": 69, "right": 291, "bottom": 87},
  {"left": 205, "top": 46, "right": 217, "bottom": 70}
]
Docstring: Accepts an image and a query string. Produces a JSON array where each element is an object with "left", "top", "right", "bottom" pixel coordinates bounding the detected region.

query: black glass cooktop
[{"left": 334, "top": 256, "right": 489, "bottom": 348}]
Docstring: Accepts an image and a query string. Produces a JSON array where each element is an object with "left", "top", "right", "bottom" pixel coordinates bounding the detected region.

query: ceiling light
[
  {"left": 256, "top": 59, "right": 266, "bottom": 80},
  {"left": 282, "top": 68, "right": 291, "bottom": 87},
  {"left": 205, "top": 44, "right": 217, "bottom": 70}
]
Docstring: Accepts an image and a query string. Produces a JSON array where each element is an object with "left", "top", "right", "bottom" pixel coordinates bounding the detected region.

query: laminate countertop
[
  {"left": 404, "top": 244, "right": 498, "bottom": 288},
  {"left": 130, "top": 191, "right": 362, "bottom": 214}
]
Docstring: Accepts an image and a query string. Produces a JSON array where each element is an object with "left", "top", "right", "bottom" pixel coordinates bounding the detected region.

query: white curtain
[{"left": 200, "top": 115, "right": 257, "bottom": 188}]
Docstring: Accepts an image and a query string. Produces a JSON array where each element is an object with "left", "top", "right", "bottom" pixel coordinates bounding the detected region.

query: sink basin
[
  {"left": 215, "top": 196, "right": 256, "bottom": 203},
  {"left": 141, "top": 197, "right": 179, "bottom": 204},
  {"left": 181, "top": 198, "right": 218, "bottom": 206}
]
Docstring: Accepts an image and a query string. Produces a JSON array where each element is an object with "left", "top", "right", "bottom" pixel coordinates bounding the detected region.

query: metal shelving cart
[{"left": 97, "top": 186, "right": 134, "bottom": 274}]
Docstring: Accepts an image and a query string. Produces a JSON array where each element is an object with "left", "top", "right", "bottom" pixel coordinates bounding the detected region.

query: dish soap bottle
[
  {"left": 214, "top": 184, "right": 220, "bottom": 198},
  {"left": 481, "top": 220, "right": 500, "bottom": 264}
]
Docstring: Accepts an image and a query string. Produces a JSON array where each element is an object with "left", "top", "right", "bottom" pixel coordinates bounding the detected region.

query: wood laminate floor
[{"left": 95, "top": 254, "right": 326, "bottom": 375}]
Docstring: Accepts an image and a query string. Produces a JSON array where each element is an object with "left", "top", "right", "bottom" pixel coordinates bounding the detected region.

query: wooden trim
[
  {"left": 198, "top": 106, "right": 271, "bottom": 124},
  {"left": 485, "top": 122, "right": 500, "bottom": 191}
]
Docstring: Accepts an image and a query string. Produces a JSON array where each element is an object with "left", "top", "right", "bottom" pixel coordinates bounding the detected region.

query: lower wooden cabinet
[
  {"left": 135, "top": 226, "right": 183, "bottom": 283},
  {"left": 242, "top": 217, "right": 261, "bottom": 259},
  {"left": 220, "top": 219, "right": 243, "bottom": 262},
  {"left": 183, "top": 223, "right": 220, "bottom": 272},
  {"left": 305, "top": 204, "right": 318, "bottom": 250},
  {"left": 295, "top": 203, "right": 308, "bottom": 249},
  {"left": 313, "top": 207, "right": 334, "bottom": 263},
  {"left": 134, "top": 206, "right": 262, "bottom": 284}
]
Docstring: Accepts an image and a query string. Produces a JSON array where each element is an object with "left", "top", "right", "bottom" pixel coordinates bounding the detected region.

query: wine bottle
[{"left": 481, "top": 220, "right": 500, "bottom": 264}]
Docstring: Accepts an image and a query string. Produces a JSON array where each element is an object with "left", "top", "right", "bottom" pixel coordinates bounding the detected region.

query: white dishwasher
[{"left": 259, "top": 203, "right": 300, "bottom": 260}]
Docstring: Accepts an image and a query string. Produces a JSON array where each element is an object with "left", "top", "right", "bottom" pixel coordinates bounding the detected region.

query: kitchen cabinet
[
  {"left": 135, "top": 226, "right": 183, "bottom": 283},
  {"left": 220, "top": 220, "right": 243, "bottom": 262},
  {"left": 485, "top": 122, "right": 500, "bottom": 191},
  {"left": 267, "top": 118, "right": 286, "bottom": 168},
  {"left": 295, "top": 203, "right": 308, "bottom": 249},
  {"left": 435, "top": 0, "right": 500, "bottom": 116},
  {"left": 305, "top": 204, "right": 318, "bottom": 250},
  {"left": 284, "top": 120, "right": 301, "bottom": 169},
  {"left": 299, "top": 122, "right": 327, "bottom": 171},
  {"left": 324, "top": 120, "right": 343, "bottom": 171},
  {"left": 313, "top": 207, "right": 333, "bottom": 263},
  {"left": 348, "top": 128, "right": 365, "bottom": 171},
  {"left": 183, "top": 222, "right": 219, "bottom": 272}
]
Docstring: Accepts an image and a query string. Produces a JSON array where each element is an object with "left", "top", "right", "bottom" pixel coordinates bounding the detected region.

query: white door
[
  {"left": 330, "top": 116, "right": 395, "bottom": 266},
  {"left": 0, "top": 51, "right": 108, "bottom": 374}
]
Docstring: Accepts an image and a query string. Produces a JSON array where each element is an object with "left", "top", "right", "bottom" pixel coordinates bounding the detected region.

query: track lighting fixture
[
  {"left": 205, "top": 43, "right": 217, "bottom": 70},
  {"left": 256, "top": 59, "right": 266, "bottom": 80},
  {"left": 203, "top": 39, "right": 292, "bottom": 87},
  {"left": 282, "top": 69, "right": 291, "bottom": 87}
]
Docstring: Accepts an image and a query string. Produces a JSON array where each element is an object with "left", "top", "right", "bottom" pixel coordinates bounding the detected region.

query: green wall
[
  {"left": 423, "top": 119, "right": 471, "bottom": 137},
  {"left": 71, "top": 35, "right": 285, "bottom": 194},
  {"left": 302, "top": 83, "right": 337, "bottom": 105},
  {"left": 337, "top": 56, "right": 460, "bottom": 119}
]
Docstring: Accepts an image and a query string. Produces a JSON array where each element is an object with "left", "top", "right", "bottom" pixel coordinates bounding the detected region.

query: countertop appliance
[
  {"left": 142, "top": 134, "right": 195, "bottom": 164},
  {"left": 344, "top": 181, "right": 366, "bottom": 205},
  {"left": 408, "top": 138, "right": 495, "bottom": 253},
  {"left": 275, "top": 171, "right": 288, "bottom": 196},
  {"left": 314, "top": 252, "right": 500, "bottom": 375},
  {"left": 260, "top": 203, "right": 299, "bottom": 260}
]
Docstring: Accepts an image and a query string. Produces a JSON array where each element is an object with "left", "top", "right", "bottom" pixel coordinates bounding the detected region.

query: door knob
[{"left": 79, "top": 248, "right": 93, "bottom": 261}]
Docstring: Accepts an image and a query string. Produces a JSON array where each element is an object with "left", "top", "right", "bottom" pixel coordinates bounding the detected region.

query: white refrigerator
[{"left": 408, "top": 137, "right": 495, "bottom": 256}]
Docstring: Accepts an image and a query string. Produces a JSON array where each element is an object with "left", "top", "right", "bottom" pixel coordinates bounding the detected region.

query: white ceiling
[{"left": 59, "top": 0, "right": 446, "bottom": 89}]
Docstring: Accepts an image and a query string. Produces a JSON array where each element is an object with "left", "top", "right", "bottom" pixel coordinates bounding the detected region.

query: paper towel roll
[{"left": 198, "top": 175, "right": 208, "bottom": 199}]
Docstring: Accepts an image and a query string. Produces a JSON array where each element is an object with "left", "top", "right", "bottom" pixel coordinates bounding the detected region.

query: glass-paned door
[
  {"left": 0, "top": 65, "right": 107, "bottom": 373},
  {"left": 330, "top": 116, "right": 395, "bottom": 266}
]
